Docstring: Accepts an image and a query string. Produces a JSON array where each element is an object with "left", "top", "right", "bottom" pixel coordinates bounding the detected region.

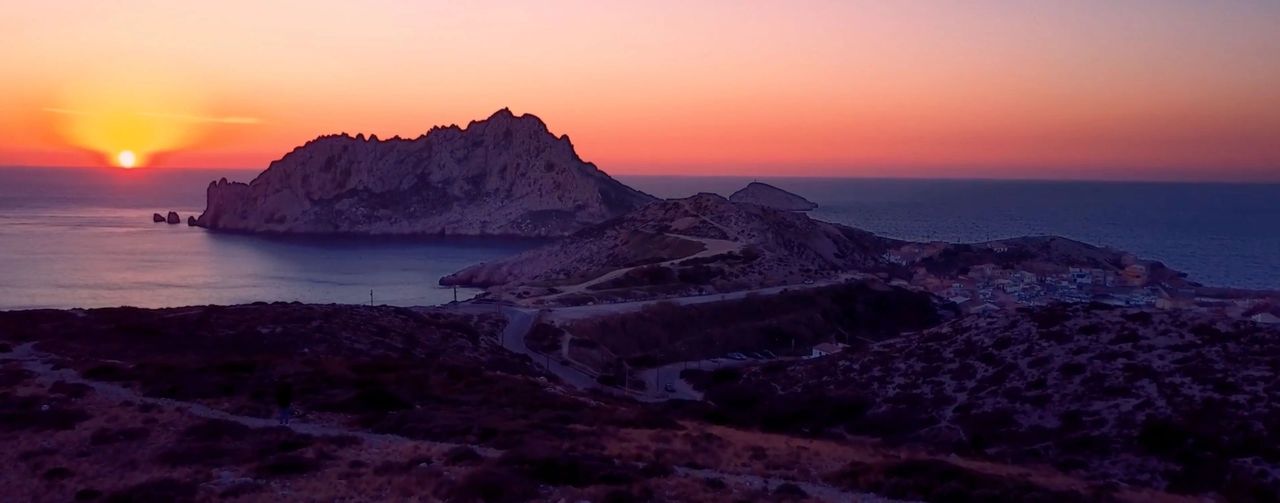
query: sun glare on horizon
[{"left": 116, "top": 150, "right": 137, "bottom": 169}]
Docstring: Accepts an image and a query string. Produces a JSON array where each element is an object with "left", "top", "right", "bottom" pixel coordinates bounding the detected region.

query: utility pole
[
  {"left": 453, "top": 286, "right": 458, "bottom": 303},
  {"left": 369, "top": 289, "right": 374, "bottom": 306}
]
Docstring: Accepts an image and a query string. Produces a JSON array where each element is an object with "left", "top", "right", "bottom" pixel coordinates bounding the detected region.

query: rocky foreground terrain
[
  {"left": 442, "top": 193, "right": 898, "bottom": 305},
  {"left": 689, "top": 303, "right": 1280, "bottom": 500},
  {"left": 0, "top": 303, "right": 1204, "bottom": 502},
  {"left": 196, "top": 109, "right": 654, "bottom": 237}
]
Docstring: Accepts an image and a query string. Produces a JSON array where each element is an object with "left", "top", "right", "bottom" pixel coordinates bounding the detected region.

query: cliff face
[
  {"left": 728, "top": 182, "right": 817, "bottom": 211},
  {"left": 196, "top": 109, "right": 655, "bottom": 237}
]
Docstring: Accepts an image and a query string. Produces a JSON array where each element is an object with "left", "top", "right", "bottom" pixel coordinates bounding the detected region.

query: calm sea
[
  {"left": 0, "top": 167, "right": 533, "bottom": 310},
  {"left": 1, "top": 167, "right": 1277, "bottom": 310}
]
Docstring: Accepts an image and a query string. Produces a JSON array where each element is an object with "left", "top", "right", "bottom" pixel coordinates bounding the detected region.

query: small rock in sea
[
  {"left": 187, "top": 216, "right": 197, "bottom": 227},
  {"left": 152, "top": 213, "right": 165, "bottom": 223},
  {"left": 166, "top": 211, "right": 180, "bottom": 224}
]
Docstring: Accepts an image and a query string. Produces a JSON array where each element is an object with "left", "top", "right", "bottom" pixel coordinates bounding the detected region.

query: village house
[
  {"left": 970, "top": 263, "right": 999, "bottom": 278},
  {"left": 1123, "top": 264, "right": 1149, "bottom": 286}
]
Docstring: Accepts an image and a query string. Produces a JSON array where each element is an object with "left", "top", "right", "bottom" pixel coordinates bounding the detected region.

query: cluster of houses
[
  {"left": 892, "top": 259, "right": 1158, "bottom": 314},
  {"left": 881, "top": 243, "right": 1280, "bottom": 325}
]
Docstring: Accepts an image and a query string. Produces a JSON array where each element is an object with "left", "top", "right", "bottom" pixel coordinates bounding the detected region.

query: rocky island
[
  {"left": 195, "top": 109, "right": 654, "bottom": 237},
  {"left": 728, "top": 181, "right": 818, "bottom": 211}
]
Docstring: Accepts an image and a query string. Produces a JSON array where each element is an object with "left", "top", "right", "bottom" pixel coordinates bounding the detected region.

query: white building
[{"left": 809, "top": 342, "right": 847, "bottom": 359}]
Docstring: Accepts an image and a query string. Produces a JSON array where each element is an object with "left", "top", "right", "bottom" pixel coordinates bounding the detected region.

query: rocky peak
[{"left": 195, "top": 110, "right": 656, "bottom": 237}]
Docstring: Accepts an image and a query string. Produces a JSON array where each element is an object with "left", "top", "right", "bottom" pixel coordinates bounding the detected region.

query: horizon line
[{"left": 3, "top": 163, "right": 1278, "bottom": 185}]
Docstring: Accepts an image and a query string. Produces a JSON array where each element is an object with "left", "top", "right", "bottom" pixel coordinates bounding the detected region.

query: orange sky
[{"left": 1, "top": 1, "right": 1278, "bottom": 180}]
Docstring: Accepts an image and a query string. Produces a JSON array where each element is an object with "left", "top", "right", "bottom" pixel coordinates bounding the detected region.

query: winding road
[{"left": 442, "top": 282, "right": 833, "bottom": 403}]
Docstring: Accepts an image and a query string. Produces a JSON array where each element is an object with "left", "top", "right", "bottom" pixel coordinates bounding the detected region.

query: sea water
[{"left": 1, "top": 167, "right": 1276, "bottom": 310}]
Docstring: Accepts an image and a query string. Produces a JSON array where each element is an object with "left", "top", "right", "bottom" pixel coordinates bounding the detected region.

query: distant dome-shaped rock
[
  {"left": 187, "top": 216, "right": 197, "bottom": 226},
  {"left": 152, "top": 213, "right": 166, "bottom": 223},
  {"left": 166, "top": 211, "right": 181, "bottom": 224},
  {"left": 728, "top": 182, "right": 817, "bottom": 211},
  {"left": 196, "top": 109, "right": 656, "bottom": 237}
]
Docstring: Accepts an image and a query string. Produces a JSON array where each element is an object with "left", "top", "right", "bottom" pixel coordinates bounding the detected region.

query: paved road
[
  {"left": 435, "top": 275, "right": 864, "bottom": 402},
  {"left": 633, "top": 357, "right": 758, "bottom": 402},
  {"left": 443, "top": 303, "right": 604, "bottom": 392},
  {"left": 540, "top": 233, "right": 743, "bottom": 301},
  {"left": 543, "top": 273, "right": 868, "bottom": 323}
]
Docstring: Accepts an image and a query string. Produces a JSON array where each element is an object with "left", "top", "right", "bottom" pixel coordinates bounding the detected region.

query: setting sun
[{"left": 116, "top": 150, "right": 137, "bottom": 169}]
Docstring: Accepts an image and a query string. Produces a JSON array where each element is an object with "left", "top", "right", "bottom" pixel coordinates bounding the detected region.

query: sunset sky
[{"left": 2, "top": 1, "right": 1278, "bottom": 180}]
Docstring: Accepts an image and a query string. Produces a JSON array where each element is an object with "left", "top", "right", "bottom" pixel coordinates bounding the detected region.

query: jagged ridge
[{"left": 196, "top": 109, "right": 655, "bottom": 237}]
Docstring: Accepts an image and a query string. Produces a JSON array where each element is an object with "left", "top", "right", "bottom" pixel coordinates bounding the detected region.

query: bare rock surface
[{"left": 196, "top": 109, "right": 654, "bottom": 237}]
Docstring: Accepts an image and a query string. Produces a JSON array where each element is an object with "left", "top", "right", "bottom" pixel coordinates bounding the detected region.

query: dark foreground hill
[
  {"left": 0, "top": 303, "right": 1193, "bottom": 502},
  {"left": 688, "top": 303, "right": 1280, "bottom": 499}
]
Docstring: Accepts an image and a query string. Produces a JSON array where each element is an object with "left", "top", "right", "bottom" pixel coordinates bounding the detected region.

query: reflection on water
[
  {"left": 0, "top": 209, "right": 534, "bottom": 310},
  {"left": 0, "top": 167, "right": 534, "bottom": 310},
  {"left": 2, "top": 168, "right": 1278, "bottom": 310}
]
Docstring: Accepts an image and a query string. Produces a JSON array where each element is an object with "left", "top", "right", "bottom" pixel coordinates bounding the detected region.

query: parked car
[
  {"left": 746, "top": 352, "right": 764, "bottom": 359},
  {"left": 727, "top": 352, "right": 748, "bottom": 360},
  {"left": 761, "top": 350, "right": 778, "bottom": 359}
]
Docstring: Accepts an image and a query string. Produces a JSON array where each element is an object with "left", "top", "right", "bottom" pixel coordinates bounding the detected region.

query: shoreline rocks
[{"left": 166, "top": 211, "right": 180, "bottom": 224}]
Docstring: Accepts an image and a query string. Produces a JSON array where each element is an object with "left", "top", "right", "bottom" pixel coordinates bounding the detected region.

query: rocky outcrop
[
  {"left": 187, "top": 216, "right": 197, "bottom": 226},
  {"left": 152, "top": 213, "right": 165, "bottom": 223},
  {"left": 728, "top": 182, "right": 817, "bottom": 211},
  {"left": 195, "top": 109, "right": 655, "bottom": 237},
  {"left": 166, "top": 211, "right": 180, "bottom": 224}
]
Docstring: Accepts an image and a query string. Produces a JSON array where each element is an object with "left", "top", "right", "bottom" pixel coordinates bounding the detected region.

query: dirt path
[
  {"left": 541, "top": 233, "right": 744, "bottom": 299},
  {"left": 543, "top": 272, "right": 868, "bottom": 323},
  {"left": 674, "top": 466, "right": 903, "bottom": 502}
]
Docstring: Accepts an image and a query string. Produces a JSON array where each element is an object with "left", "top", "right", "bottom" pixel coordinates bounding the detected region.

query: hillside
[
  {"left": 0, "top": 303, "right": 1193, "bottom": 502},
  {"left": 690, "top": 303, "right": 1280, "bottom": 498},
  {"left": 441, "top": 193, "right": 900, "bottom": 305},
  {"left": 195, "top": 109, "right": 655, "bottom": 237}
]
